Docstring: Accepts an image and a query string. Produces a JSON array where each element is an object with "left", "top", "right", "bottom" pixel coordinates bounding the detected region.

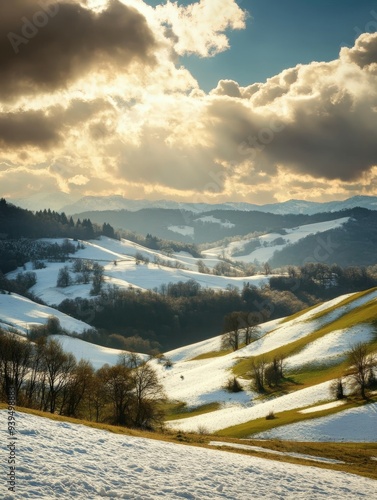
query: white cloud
[{"left": 155, "top": 0, "right": 247, "bottom": 57}]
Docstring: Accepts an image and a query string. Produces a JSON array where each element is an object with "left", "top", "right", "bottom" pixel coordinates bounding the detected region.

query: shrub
[
  {"left": 163, "top": 358, "right": 173, "bottom": 369},
  {"left": 330, "top": 378, "right": 346, "bottom": 400},
  {"left": 225, "top": 376, "right": 243, "bottom": 393},
  {"left": 197, "top": 425, "right": 209, "bottom": 435},
  {"left": 56, "top": 266, "right": 71, "bottom": 287},
  {"left": 265, "top": 410, "right": 275, "bottom": 420}
]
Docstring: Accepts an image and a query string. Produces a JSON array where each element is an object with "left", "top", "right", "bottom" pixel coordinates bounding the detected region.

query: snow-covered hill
[
  {"left": 0, "top": 293, "right": 91, "bottom": 335},
  {"left": 3, "top": 410, "right": 376, "bottom": 499},
  {"left": 153, "top": 288, "right": 377, "bottom": 437},
  {"left": 204, "top": 217, "right": 350, "bottom": 264},
  {"left": 48, "top": 335, "right": 148, "bottom": 370},
  {"left": 6, "top": 237, "right": 270, "bottom": 306},
  {"left": 255, "top": 403, "right": 377, "bottom": 442}
]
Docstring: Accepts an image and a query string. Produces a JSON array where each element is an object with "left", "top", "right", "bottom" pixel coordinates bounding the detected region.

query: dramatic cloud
[
  {"left": 2, "top": 1, "right": 377, "bottom": 205},
  {"left": 0, "top": 110, "right": 60, "bottom": 148},
  {"left": 344, "top": 32, "right": 377, "bottom": 68},
  {"left": 234, "top": 34, "right": 377, "bottom": 183},
  {"left": 0, "top": 0, "right": 157, "bottom": 99}
]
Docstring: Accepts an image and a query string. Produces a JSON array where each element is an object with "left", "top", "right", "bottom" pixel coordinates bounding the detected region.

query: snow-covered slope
[
  {"left": 255, "top": 403, "right": 377, "bottom": 442},
  {"left": 0, "top": 293, "right": 91, "bottom": 335},
  {"left": 7, "top": 237, "right": 270, "bottom": 306},
  {"left": 157, "top": 289, "right": 377, "bottom": 435},
  {"left": 2, "top": 285, "right": 376, "bottom": 442},
  {"left": 204, "top": 217, "right": 350, "bottom": 263},
  {"left": 49, "top": 335, "right": 148, "bottom": 370},
  {"left": 3, "top": 410, "right": 376, "bottom": 499}
]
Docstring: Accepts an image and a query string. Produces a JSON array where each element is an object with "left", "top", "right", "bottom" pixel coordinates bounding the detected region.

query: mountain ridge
[{"left": 11, "top": 194, "right": 377, "bottom": 216}]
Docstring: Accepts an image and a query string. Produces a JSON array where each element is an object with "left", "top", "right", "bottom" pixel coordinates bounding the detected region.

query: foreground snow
[{"left": 2, "top": 411, "right": 376, "bottom": 499}]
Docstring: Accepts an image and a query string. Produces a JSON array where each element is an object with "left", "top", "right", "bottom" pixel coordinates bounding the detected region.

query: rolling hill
[
  {"left": 2, "top": 285, "right": 376, "bottom": 443},
  {"left": 156, "top": 288, "right": 377, "bottom": 438},
  {"left": 6, "top": 236, "right": 270, "bottom": 307},
  {"left": 1, "top": 286, "right": 377, "bottom": 499}
]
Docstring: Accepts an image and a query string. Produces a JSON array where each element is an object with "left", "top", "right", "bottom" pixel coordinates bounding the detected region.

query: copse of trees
[
  {"left": 249, "top": 355, "right": 286, "bottom": 393},
  {"left": 57, "top": 281, "right": 313, "bottom": 352},
  {"left": 116, "top": 229, "right": 201, "bottom": 258},
  {"left": 221, "top": 312, "right": 261, "bottom": 351},
  {"left": 329, "top": 343, "right": 377, "bottom": 401},
  {"left": 270, "top": 263, "right": 377, "bottom": 298},
  {"left": 0, "top": 328, "right": 166, "bottom": 430},
  {"left": 221, "top": 311, "right": 267, "bottom": 351}
]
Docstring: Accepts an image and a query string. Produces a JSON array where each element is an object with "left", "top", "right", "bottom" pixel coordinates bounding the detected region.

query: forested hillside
[
  {"left": 270, "top": 209, "right": 377, "bottom": 267},
  {"left": 0, "top": 199, "right": 115, "bottom": 273},
  {"left": 72, "top": 206, "right": 375, "bottom": 244}
]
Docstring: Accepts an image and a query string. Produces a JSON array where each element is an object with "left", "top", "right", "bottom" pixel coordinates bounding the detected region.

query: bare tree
[
  {"left": 250, "top": 358, "right": 266, "bottom": 392},
  {"left": 264, "top": 355, "right": 285, "bottom": 388},
  {"left": 60, "top": 360, "right": 95, "bottom": 417},
  {"left": 0, "top": 330, "right": 33, "bottom": 400},
  {"left": 41, "top": 338, "right": 77, "bottom": 413},
  {"left": 132, "top": 361, "right": 166, "bottom": 429},
  {"left": 240, "top": 312, "right": 260, "bottom": 345},
  {"left": 97, "top": 364, "right": 134, "bottom": 426},
  {"left": 348, "top": 343, "right": 376, "bottom": 399},
  {"left": 221, "top": 312, "right": 242, "bottom": 351},
  {"left": 263, "top": 262, "right": 272, "bottom": 275}
]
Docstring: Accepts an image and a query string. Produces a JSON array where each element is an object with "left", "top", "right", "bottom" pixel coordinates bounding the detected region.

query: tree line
[
  {"left": 57, "top": 261, "right": 377, "bottom": 352},
  {"left": 0, "top": 327, "right": 165, "bottom": 430}
]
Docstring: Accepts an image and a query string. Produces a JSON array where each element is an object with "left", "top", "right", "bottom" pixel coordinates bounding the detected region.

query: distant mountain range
[{"left": 11, "top": 194, "right": 377, "bottom": 216}]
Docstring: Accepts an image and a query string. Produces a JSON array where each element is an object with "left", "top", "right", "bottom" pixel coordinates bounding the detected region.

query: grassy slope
[
  {"left": 167, "top": 289, "right": 377, "bottom": 432},
  {"left": 233, "top": 291, "right": 377, "bottom": 381}
]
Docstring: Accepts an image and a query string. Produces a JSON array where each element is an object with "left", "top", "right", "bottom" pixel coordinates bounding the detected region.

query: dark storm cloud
[
  {"left": 0, "top": 0, "right": 157, "bottom": 99},
  {"left": 0, "top": 98, "right": 109, "bottom": 149},
  {"left": 0, "top": 110, "right": 60, "bottom": 148},
  {"left": 269, "top": 93, "right": 377, "bottom": 181}
]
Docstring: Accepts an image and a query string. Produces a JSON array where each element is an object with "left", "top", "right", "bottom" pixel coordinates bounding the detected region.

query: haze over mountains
[{"left": 12, "top": 194, "right": 377, "bottom": 216}]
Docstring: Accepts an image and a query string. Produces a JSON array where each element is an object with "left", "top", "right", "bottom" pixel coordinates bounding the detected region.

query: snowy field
[{"left": 2, "top": 410, "right": 376, "bottom": 499}]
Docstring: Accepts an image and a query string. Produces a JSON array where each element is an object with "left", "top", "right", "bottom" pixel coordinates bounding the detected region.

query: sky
[{"left": 1, "top": 0, "right": 377, "bottom": 206}]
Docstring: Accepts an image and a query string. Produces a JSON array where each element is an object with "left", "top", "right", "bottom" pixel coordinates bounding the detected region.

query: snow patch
[{"left": 255, "top": 403, "right": 377, "bottom": 442}]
